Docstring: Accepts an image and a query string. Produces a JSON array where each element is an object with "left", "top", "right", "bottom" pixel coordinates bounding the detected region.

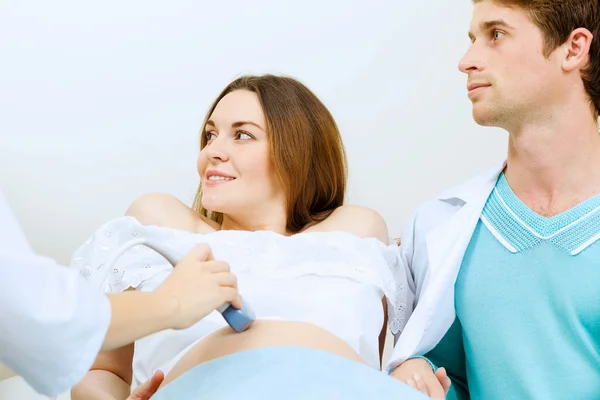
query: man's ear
[{"left": 562, "top": 27, "right": 593, "bottom": 72}]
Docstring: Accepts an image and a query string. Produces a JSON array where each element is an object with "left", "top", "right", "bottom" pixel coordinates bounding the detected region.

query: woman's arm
[
  {"left": 71, "top": 289, "right": 137, "bottom": 399},
  {"left": 378, "top": 298, "right": 388, "bottom": 368},
  {"left": 71, "top": 344, "right": 134, "bottom": 400}
]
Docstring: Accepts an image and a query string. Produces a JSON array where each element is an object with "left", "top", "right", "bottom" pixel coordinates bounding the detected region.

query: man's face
[{"left": 458, "top": 1, "right": 563, "bottom": 129}]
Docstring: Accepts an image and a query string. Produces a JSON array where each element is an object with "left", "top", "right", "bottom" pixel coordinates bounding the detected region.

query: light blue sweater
[{"left": 424, "top": 173, "right": 600, "bottom": 399}]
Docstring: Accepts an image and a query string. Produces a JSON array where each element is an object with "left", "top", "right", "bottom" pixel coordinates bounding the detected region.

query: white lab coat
[
  {"left": 386, "top": 161, "right": 505, "bottom": 372},
  {"left": 0, "top": 190, "right": 111, "bottom": 396}
]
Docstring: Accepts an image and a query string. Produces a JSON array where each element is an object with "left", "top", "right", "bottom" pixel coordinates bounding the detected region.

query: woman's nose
[{"left": 205, "top": 138, "right": 229, "bottom": 163}]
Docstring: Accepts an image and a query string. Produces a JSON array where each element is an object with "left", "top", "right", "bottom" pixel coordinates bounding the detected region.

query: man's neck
[{"left": 504, "top": 111, "right": 600, "bottom": 217}]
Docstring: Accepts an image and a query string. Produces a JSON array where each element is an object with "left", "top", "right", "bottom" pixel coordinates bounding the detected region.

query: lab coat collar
[{"left": 436, "top": 160, "right": 507, "bottom": 204}]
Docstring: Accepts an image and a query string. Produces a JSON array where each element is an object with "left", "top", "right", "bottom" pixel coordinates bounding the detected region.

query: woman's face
[{"left": 197, "top": 89, "right": 284, "bottom": 218}]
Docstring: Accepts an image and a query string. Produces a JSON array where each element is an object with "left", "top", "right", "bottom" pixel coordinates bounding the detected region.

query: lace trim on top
[{"left": 70, "top": 216, "right": 409, "bottom": 334}]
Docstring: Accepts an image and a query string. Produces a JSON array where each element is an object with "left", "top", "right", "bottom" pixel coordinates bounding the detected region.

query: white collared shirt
[{"left": 0, "top": 189, "right": 111, "bottom": 395}]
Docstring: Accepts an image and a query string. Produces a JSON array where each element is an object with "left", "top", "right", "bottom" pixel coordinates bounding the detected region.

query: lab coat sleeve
[{"left": 0, "top": 251, "right": 111, "bottom": 396}]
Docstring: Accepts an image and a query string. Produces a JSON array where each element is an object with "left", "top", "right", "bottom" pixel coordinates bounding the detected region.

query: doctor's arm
[
  {"left": 71, "top": 242, "right": 242, "bottom": 399},
  {"left": 0, "top": 245, "right": 241, "bottom": 397},
  {"left": 0, "top": 252, "right": 184, "bottom": 396},
  {"left": 0, "top": 252, "right": 113, "bottom": 396}
]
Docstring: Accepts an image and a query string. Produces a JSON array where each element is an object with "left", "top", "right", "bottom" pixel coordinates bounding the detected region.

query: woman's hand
[
  {"left": 390, "top": 358, "right": 451, "bottom": 400},
  {"left": 155, "top": 244, "right": 243, "bottom": 330},
  {"left": 126, "top": 370, "right": 164, "bottom": 400}
]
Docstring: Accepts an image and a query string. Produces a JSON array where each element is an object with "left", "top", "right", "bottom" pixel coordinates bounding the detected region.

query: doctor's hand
[
  {"left": 126, "top": 370, "right": 164, "bottom": 399},
  {"left": 390, "top": 358, "right": 451, "bottom": 400},
  {"left": 154, "top": 244, "right": 243, "bottom": 330}
]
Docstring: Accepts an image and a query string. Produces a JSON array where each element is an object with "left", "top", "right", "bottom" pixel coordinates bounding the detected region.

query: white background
[{"left": 0, "top": 0, "right": 507, "bottom": 397}]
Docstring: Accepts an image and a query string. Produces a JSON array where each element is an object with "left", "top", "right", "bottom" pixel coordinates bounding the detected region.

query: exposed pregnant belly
[{"left": 160, "top": 320, "right": 365, "bottom": 387}]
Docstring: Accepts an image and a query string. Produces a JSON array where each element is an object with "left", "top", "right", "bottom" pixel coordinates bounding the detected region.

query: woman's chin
[
  {"left": 202, "top": 195, "right": 226, "bottom": 210},
  {"left": 201, "top": 199, "right": 230, "bottom": 216}
]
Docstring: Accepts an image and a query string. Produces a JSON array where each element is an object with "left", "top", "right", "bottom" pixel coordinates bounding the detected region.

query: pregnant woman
[{"left": 70, "top": 74, "right": 424, "bottom": 399}]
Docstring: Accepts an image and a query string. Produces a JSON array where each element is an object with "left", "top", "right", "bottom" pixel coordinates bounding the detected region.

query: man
[
  {"left": 0, "top": 189, "right": 241, "bottom": 397},
  {"left": 386, "top": 0, "right": 600, "bottom": 399}
]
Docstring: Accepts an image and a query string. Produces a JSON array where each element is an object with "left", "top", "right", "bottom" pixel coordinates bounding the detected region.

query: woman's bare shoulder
[
  {"left": 310, "top": 205, "right": 389, "bottom": 244},
  {"left": 125, "top": 193, "right": 218, "bottom": 233}
]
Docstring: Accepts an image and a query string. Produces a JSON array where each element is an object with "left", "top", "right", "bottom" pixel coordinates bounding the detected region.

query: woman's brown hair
[{"left": 192, "top": 74, "right": 348, "bottom": 233}]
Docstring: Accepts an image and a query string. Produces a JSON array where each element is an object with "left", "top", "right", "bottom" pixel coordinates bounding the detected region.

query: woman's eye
[
  {"left": 236, "top": 131, "right": 252, "bottom": 140},
  {"left": 205, "top": 131, "right": 217, "bottom": 141}
]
